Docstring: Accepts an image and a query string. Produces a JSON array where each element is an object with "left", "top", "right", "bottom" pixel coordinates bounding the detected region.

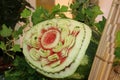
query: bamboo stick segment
[
  {"left": 103, "top": 55, "right": 115, "bottom": 80},
  {"left": 113, "top": 6, "right": 120, "bottom": 23},
  {"left": 96, "top": 53, "right": 110, "bottom": 80},
  {"left": 105, "top": 0, "right": 118, "bottom": 25}
]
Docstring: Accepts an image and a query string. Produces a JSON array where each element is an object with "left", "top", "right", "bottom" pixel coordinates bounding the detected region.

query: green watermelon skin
[{"left": 23, "top": 18, "right": 92, "bottom": 78}]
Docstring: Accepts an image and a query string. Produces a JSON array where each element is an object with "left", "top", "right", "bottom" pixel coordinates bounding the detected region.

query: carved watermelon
[{"left": 23, "top": 18, "right": 92, "bottom": 78}]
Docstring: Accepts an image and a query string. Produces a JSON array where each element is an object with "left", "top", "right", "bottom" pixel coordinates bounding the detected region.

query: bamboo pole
[
  {"left": 100, "top": 24, "right": 117, "bottom": 80},
  {"left": 88, "top": 0, "right": 120, "bottom": 79},
  {"left": 89, "top": 1, "right": 115, "bottom": 77}
]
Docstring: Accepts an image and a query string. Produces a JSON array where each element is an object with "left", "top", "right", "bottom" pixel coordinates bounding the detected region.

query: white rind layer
[{"left": 23, "top": 18, "right": 92, "bottom": 78}]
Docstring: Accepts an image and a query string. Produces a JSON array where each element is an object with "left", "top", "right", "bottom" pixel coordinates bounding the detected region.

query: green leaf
[
  {"left": 13, "top": 26, "right": 24, "bottom": 39},
  {"left": 5, "top": 70, "right": 23, "bottom": 78},
  {"left": 95, "top": 16, "right": 106, "bottom": 32},
  {"left": 94, "top": 6, "right": 103, "bottom": 14},
  {"left": 0, "top": 24, "right": 12, "bottom": 37},
  {"left": 60, "top": 5, "right": 68, "bottom": 12},
  {"left": 115, "top": 47, "right": 120, "bottom": 59},
  {"left": 21, "top": 8, "right": 31, "bottom": 18},
  {"left": 32, "top": 7, "right": 49, "bottom": 25},
  {"left": 52, "top": 4, "right": 60, "bottom": 12},
  {"left": 32, "top": 5, "right": 69, "bottom": 25},
  {"left": 0, "top": 41, "right": 6, "bottom": 50},
  {"left": 58, "top": 13, "right": 67, "bottom": 18},
  {"left": 11, "top": 44, "right": 21, "bottom": 52},
  {"left": 86, "top": 6, "right": 103, "bottom": 20},
  {"left": 80, "top": 55, "right": 89, "bottom": 66},
  {"left": 116, "top": 31, "right": 120, "bottom": 47},
  {"left": 70, "top": 1, "right": 80, "bottom": 10},
  {"left": 13, "top": 56, "right": 23, "bottom": 67}
]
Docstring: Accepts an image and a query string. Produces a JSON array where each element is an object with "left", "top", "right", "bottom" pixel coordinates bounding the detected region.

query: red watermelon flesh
[{"left": 41, "top": 29, "right": 60, "bottom": 49}]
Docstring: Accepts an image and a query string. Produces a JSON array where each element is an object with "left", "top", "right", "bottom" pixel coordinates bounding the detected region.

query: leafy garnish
[
  {"left": 0, "top": 41, "right": 6, "bottom": 50},
  {"left": 5, "top": 56, "right": 47, "bottom": 80},
  {"left": 60, "top": 5, "right": 68, "bottom": 12},
  {"left": 115, "top": 47, "right": 120, "bottom": 59},
  {"left": 32, "top": 4, "right": 68, "bottom": 25},
  {"left": 0, "top": 24, "right": 12, "bottom": 37},
  {"left": 95, "top": 16, "right": 106, "bottom": 32},
  {"left": 13, "top": 26, "right": 25, "bottom": 39},
  {"left": 0, "top": 7, "right": 31, "bottom": 61},
  {"left": 21, "top": 8, "right": 31, "bottom": 18},
  {"left": 114, "top": 31, "right": 120, "bottom": 60},
  {"left": 32, "top": 7, "right": 49, "bottom": 25},
  {"left": 11, "top": 44, "right": 21, "bottom": 52},
  {"left": 116, "top": 31, "right": 120, "bottom": 47},
  {"left": 70, "top": 0, "right": 103, "bottom": 26}
]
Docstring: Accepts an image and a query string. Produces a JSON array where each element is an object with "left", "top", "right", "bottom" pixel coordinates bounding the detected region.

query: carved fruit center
[{"left": 41, "top": 29, "right": 60, "bottom": 49}]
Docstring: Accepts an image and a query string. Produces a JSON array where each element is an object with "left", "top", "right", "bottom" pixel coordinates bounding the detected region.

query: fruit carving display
[{"left": 23, "top": 18, "right": 92, "bottom": 78}]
